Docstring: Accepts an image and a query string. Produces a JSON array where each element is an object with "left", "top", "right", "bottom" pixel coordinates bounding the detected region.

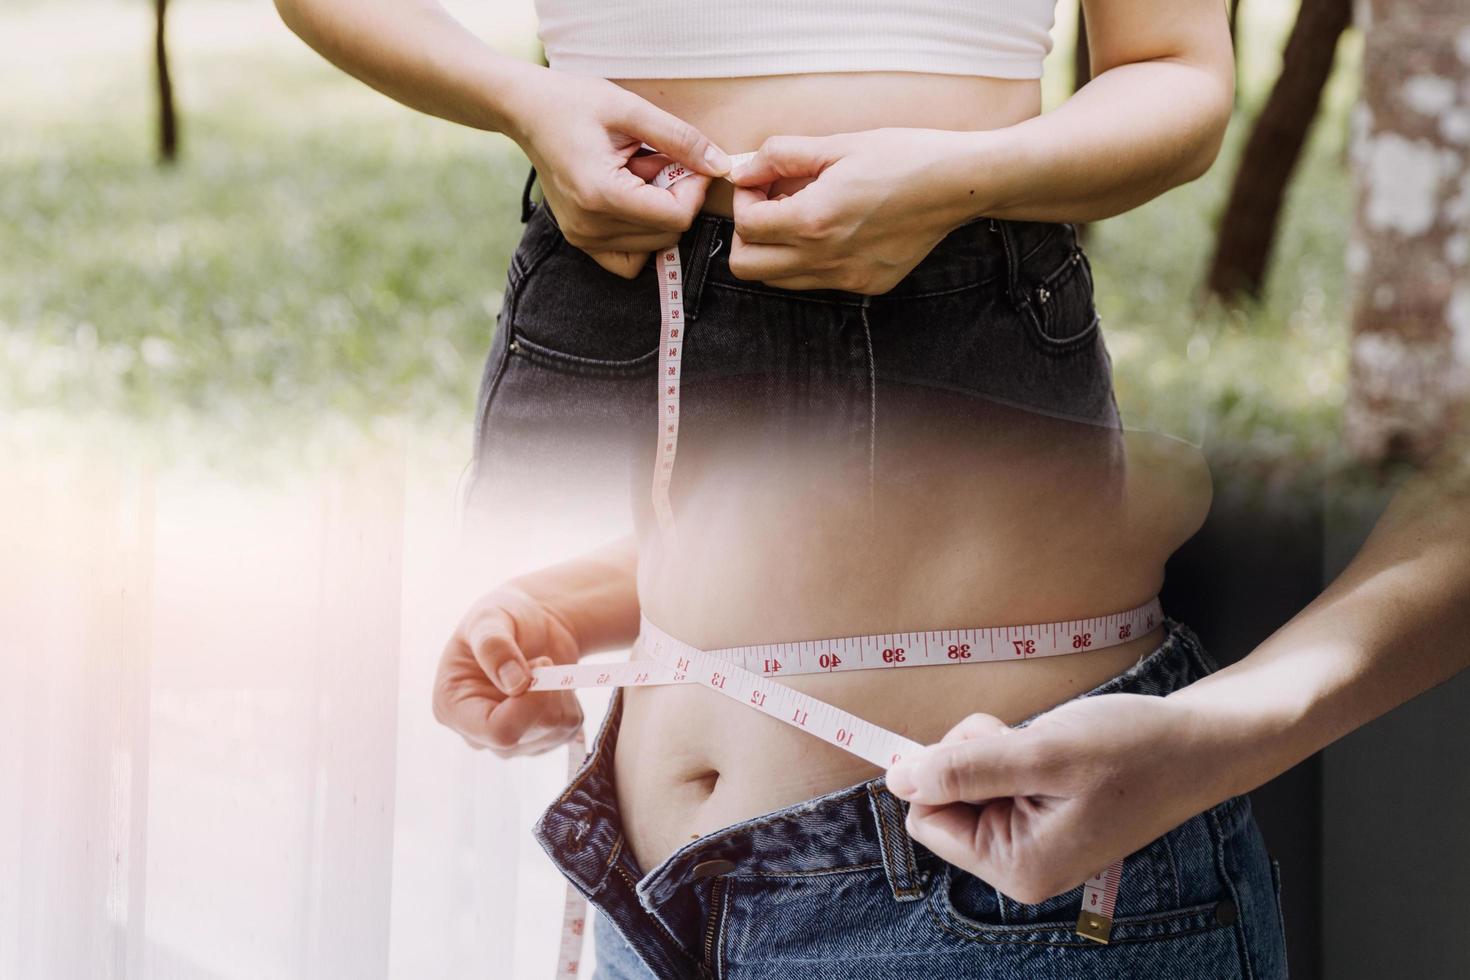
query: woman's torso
[{"left": 576, "top": 73, "right": 1212, "bottom": 873}]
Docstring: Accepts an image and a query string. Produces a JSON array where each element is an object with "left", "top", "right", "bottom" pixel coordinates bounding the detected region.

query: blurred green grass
[{"left": 1, "top": 0, "right": 1356, "bottom": 474}]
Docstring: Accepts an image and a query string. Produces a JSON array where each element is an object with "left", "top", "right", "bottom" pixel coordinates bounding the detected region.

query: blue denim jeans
[{"left": 536, "top": 619, "right": 1289, "bottom": 980}]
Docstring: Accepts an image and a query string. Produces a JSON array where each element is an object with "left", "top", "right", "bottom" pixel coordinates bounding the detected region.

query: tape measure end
[{"left": 1075, "top": 911, "right": 1113, "bottom": 945}]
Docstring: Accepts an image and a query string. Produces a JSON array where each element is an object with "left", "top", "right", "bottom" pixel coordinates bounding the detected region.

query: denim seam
[
  {"left": 475, "top": 215, "right": 562, "bottom": 450},
  {"left": 1014, "top": 221, "right": 1064, "bottom": 269},
  {"left": 927, "top": 901, "right": 1228, "bottom": 949},
  {"left": 707, "top": 271, "right": 1030, "bottom": 304},
  {"left": 1023, "top": 307, "right": 1102, "bottom": 356},
  {"left": 615, "top": 861, "right": 703, "bottom": 971},
  {"left": 1207, "top": 803, "right": 1256, "bottom": 980},
  {"left": 1159, "top": 822, "right": 1185, "bottom": 911},
  {"left": 471, "top": 319, "right": 514, "bottom": 477},
  {"left": 507, "top": 332, "right": 659, "bottom": 377},
  {"left": 732, "top": 860, "right": 886, "bottom": 879},
  {"left": 994, "top": 217, "right": 1023, "bottom": 309},
  {"left": 505, "top": 213, "right": 562, "bottom": 326},
  {"left": 704, "top": 279, "right": 870, "bottom": 307},
  {"left": 928, "top": 870, "right": 1229, "bottom": 948},
  {"left": 876, "top": 276, "right": 1006, "bottom": 300}
]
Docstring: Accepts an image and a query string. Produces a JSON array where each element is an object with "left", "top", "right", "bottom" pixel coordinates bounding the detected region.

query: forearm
[
  {"left": 932, "top": 58, "right": 1233, "bottom": 226},
  {"left": 274, "top": 0, "right": 540, "bottom": 140},
  {"left": 1168, "top": 455, "right": 1470, "bottom": 805},
  {"left": 507, "top": 534, "right": 642, "bottom": 655}
]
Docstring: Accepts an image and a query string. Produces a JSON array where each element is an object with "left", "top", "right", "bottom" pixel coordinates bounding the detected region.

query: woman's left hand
[
  {"left": 725, "top": 127, "right": 975, "bottom": 295},
  {"left": 885, "top": 692, "right": 1226, "bottom": 905}
]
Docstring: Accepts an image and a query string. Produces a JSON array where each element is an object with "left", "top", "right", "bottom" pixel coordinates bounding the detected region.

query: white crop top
[{"left": 532, "top": 1, "right": 1059, "bottom": 81}]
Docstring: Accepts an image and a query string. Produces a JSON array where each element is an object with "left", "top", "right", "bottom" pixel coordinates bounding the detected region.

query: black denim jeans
[{"left": 467, "top": 165, "right": 1121, "bottom": 522}]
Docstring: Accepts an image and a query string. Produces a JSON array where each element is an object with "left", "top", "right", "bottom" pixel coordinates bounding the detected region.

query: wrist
[
  {"left": 506, "top": 540, "right": 641, "bottom": 656},
  {"left": 481, "top": 58, "right": 552, "bottom": 147},
  {"left": 1164, "top": 659, "right": 1318, "bottom": 802},
  {"left": 928, "top": 124, "right": 1029, "bottom": 227}
]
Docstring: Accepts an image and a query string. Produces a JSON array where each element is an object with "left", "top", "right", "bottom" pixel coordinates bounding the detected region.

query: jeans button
[
  {"left": 691, "top": 859, "right": 735, "bottom": 880},
  {"left": 1214, "top": 897, "right": 1238, "bottom": 926}
]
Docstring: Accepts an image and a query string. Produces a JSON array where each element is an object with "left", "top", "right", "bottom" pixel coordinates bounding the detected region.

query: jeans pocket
[
  {"left": 506, "top": 205, "right": 664, "bottom": 373},
  {"left": 931, "top": 797, "right": 1246, "bottom": 949},
  {"left": 930, "top": 862, "right": 1228, "bottom": 947},
  {"left": 1017, "top": 234, "right": 1101, "bottom": 354}
]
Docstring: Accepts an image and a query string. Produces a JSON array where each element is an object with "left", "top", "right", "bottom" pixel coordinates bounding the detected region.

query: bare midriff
[{"left": 603, "top": 71, "right": 1213, "bottom": 874}]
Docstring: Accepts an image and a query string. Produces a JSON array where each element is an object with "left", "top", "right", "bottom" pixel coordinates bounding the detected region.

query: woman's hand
[
  {"left": 885, "top": 693, "right": 1222, "bottom": 905},
  {"left": 431, "top": 584, "right": 585, "bottom": 757},
  {"left": 724, "top": 127, "right": 976, "bottom": 295},
  {"left": 507, "top": 68, "right": 733, "bottom": 279}
]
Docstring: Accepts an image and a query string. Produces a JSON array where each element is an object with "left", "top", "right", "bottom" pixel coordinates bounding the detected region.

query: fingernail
[
  {"left": 704, "top": 143, "right": 731, "bottom": 175},
  {"left": 498, "top": 661, "right": 528, "bottom": 692}
]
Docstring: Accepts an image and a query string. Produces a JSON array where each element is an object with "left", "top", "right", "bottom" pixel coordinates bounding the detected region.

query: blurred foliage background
[{"left": 1, "top": 0, "right": 1355, "bottom": 475}]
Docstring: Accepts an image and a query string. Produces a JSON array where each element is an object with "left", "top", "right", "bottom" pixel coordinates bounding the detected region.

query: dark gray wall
[
  {"left": 1163, "top": 481, "right": 1326, "bottom": 979},
  {"left": 1319, "top": 492, "right": 1470, "bottom": 980},
  {"left": 1164, "top": 473, "right": 1470, "bottom": 979}
]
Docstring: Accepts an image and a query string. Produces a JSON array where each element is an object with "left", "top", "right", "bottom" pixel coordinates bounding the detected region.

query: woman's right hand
[
  {"left": 506, "top": 68, "right": 733, "bottom": 279},
  {"left": 432, "top": 584, "right": 585, "bottom": 757}
]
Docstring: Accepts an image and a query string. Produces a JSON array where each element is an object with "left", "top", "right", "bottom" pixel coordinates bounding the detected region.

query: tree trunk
[
  {"left": 1204, "top": 0, "right": 1351, "bottom": 302},
  {"left": 155, "top": 0, "right": 177, "bottom": 164},
  {"left": 1229, "top": 0, "right": 1243, "bottom": 102},
  {"left": 1073, "top": 4, "right": 1090, "bottom": 243},
  {"left": 1344, "top": 0, "right": 1470, "bottom": 466},
  {"left": 1073, "top": 3, "right": 1090, "bottom": 92}
]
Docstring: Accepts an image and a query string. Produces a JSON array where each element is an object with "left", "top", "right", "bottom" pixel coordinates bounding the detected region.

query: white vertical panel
[
  {"left": 299, "top": 443, "right": 407, "bottom": 980},
  {"left": 0, "top": 454, "right": 153, "bottom": 980}
]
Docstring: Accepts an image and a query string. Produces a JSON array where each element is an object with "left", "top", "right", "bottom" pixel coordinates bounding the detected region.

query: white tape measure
[
  {"left": 541, "top": 150, "right": 1138, "bottom": 977},
  {"left": 645, "top": 147, "right": 758, "bottom": 538},
  {"left": 535, "top": 599, "right": 1160, "bottom": 971}
]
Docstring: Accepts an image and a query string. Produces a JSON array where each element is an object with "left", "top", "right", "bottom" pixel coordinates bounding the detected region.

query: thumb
[
  {"left": 727, "top": 134, "right": 845, "bottom": 186},
  {"left": 886, "top": 730, "right": 1034, "bottom": 805},
  {"left": 616, "top": 100, "right": 731, "bottom": 177}
]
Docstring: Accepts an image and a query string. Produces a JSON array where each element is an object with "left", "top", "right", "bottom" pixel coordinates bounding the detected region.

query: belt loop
[
  {"left": 991, "top": 218, "right": 1024, "bottom": 310},
  {"left": 867, "top": 784, "right": 924, "bottom": 902},
  {"left": 520, "top": 164, "right": 539, "bottom": 224}
]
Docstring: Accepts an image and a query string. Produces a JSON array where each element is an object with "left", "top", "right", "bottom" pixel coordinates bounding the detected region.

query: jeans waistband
[
  {"left": 637, "top": 616, "right": 1216, "bottom": 896},
  {"left": 517, "top": 163, "right": 1078, "bottom": 311},
  {"left": 531, "top": 616, "right": 1217, "bottom": 976}
]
